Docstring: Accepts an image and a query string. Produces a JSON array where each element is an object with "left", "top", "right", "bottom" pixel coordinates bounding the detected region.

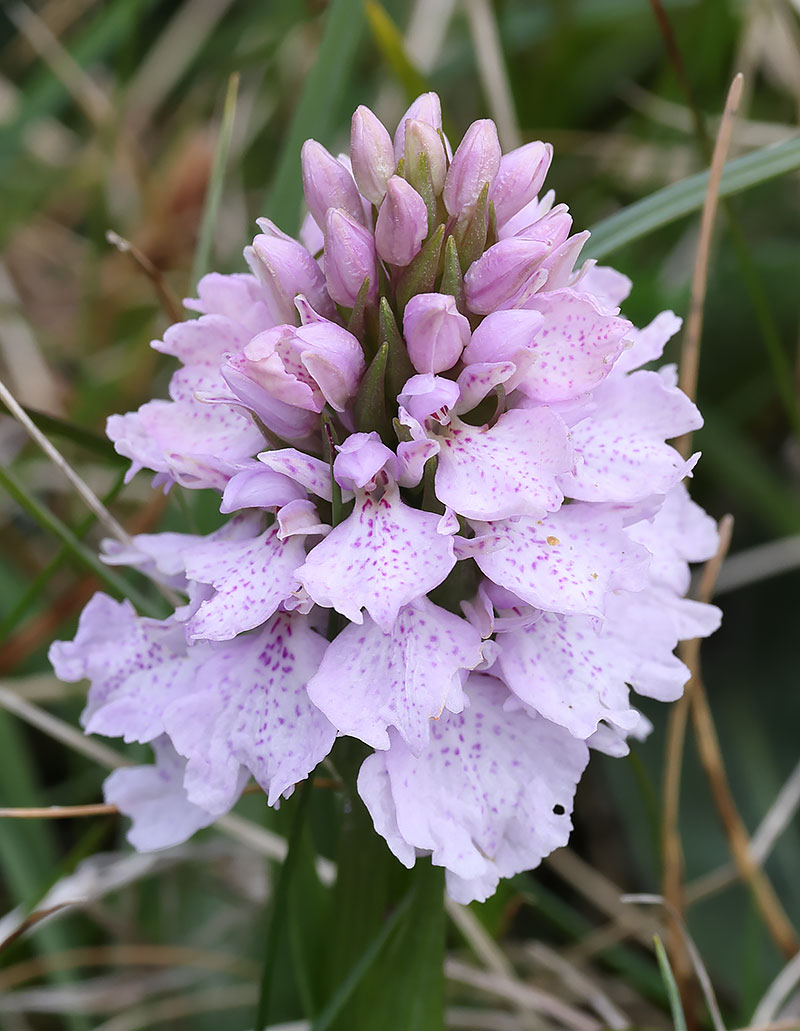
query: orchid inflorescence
[{"left": 50, "top": 93, "right": 720, "bottom": 904}]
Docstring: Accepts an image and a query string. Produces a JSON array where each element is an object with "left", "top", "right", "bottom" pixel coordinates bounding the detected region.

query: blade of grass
[
  {"left": 585, "top": 135, "right": 800, "bottom": 260},
  {"left": 654, "top": 935, "right": 688, "bottom": 1031},
  {"left": 255, "top": 774, "right": 315, "bottom": 1030},
  {"left": 191, "top": 72, "right": 240, "bottom": 288},
  {"left": 0, "top": 463, "right": 164, "bottom": 618},
  {"left": 0, "top": 403, "right": 123, "bottom": 463},
  {"left": 264, "top": 0, "right": 367, "bottom": 233},
  {"left": 365, "top": 2, "right": 429, "bottom": 100},
  {"left": 0, "top": 467, "right": 128, "bottom": 641},
  {"left": 311, "top": 883, "right": 416, "bottom": 1031}
]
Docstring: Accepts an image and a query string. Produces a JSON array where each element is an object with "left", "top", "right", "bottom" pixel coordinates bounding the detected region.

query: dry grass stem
[
  {"left": 0, "top": 376, "right": 133, "bottom": 546},
  {"left": 662, "top": 513, "right": 733, "bottom": 1012},
  {"left": 687, "top": 758, "right": 800, "bottom": 903},
  {"left": 0, "top": 943, "right": 258, "bottom": 993},
  {"left": 527, "top": 942, "right": 631, "bottom": 1030},
  {"left": 752, "top": 948, "right": 800, "bottom": 1027},
  {"left": 445, "top": 958, "right": 602, "bottom": 1031},
  {"left": 0, "top": 803, "right": 119, "bottom": 819},
  {"left": 462, "top": 0, "right": 521, "bottom": 150},
  {"left": 106, "top": 231, "right": 183, "bottom": 324},
  {"left": 6, "top": 2, "right": 112, "bottom": 127},
  {"left": 622, "top": 894, "right": 726, "bottom": 1031},
  {"left": 714, "top": 534, "right": 800, "bottom": 595},
  {"left": 677, "top": 72, "right": 744, "bottom": 454}
]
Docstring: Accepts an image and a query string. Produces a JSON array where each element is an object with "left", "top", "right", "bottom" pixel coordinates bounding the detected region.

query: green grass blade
[
  {"left": 653, "top": 935, "right": 688, "bottom": 1031},
  {"left": 0, "top": 465, "right": 164, "bottom": 619},
  {"left": 311, "top": 884, "right": 416, "bottom": 1031},
  {"left": 586, "top": 136, "right": 800, "bottom": 259},
  {"left": 0, "top": 404, "right": 123, "bottom": 464},
  {"left": 264, "top": 0, "right": 367, "bottom": 234},
  {"left": 192, "top": 72, "right": 240, "bottom": 288},
  {"left": 254, "top": 774, "right": 315, "bottom": 1030},
  {"left": 365, "top": 2, "right": 429, "bottom": 100},
  {"left": 0, "top": 467, "right": 128, "bottom": 640}
]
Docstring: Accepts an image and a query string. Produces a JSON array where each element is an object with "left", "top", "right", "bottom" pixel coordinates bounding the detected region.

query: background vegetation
[{"left": 0, "top": 1, "right": 799, "bottom": 1028}]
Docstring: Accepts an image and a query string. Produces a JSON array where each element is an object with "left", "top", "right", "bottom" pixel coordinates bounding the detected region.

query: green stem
[{"left": 254, "top": 774, "right": 316, "bottom": 1030}]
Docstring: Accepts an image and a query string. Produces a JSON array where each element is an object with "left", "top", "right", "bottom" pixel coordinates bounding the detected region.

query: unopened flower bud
[
  {"left": 301, "top": 140, "right": 366, "bottom": 229},
  {"left": 443, "top": 119, "right": 501, "bottom": 217},
  {"left": 404, "top": 119, "right": 447, "bottom": 194},
  {"left": 375, "top": 176, "right": 428, "bottom": 267},
  {"left": 393, "top": 91, "right": 443, "bottom": 161},
  {"left": 463, "top": 238, "right": 550, "bottom": 314},
  {"left": 350, "top": 106, "right": 395, "bottom": 205},
  {"left": 324, "top": 208, "right": 379, "bottom": 308},
  {"left": 248, "top": 232, "right": 334, "bottom": 324},
  {"left": 489, "top": 141, "right": 553, "bottom": 227},
  {"left": 403, "top": 292, "right": 471, "bottom": 374}
]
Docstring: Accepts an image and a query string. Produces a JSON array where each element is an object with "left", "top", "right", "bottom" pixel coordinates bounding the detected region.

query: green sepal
[
  {"left": 453, "top": 180, "right": 490, "bottom": 271},
  {"left": 395, "top": 223, "right": 445, "bottom": 313},
  {"left": 405, "top": 150, "right": 437, "bottom": 233},
  {"left": 353, "top": 341, "right": 392, "bottom": 442},
  {"left": 440, "top": 234, "right": 466, "bottom": 312},
  {"left": 380, "top": 297, "right": 415, "bottom": 402},
  {"left": 346, "top": 275, "right": 372, "bottom": 344},
  {"left": 487, "top": 197, "right": 499, "bottom": 249}
]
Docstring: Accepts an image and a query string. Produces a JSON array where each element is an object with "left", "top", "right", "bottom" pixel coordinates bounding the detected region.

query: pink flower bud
[
  {"left": 403, "top": 293, "right": 471, "bottom": 374},
  {"left": 350, "top": 105, "right": 395, "bottom": 205},
  {"left": 463, "top": 238, "right": 550, "bottom": 314},
  {"left": 375, "top": 176, "right": 428, "bottom": 267},
  {"left": 334, "top": 431, "right": 396, "bottom": 490},
  {"left": 301, "top": 140, "right": 365, "bottom": 229},
  {"left": 394, "top": 91, "right": 443, "bottom": 161},
  {"left": 404, "top": 119, "right": 447, "bottom": 193},
  {"left": 223, "top": 320, "right": 364, "bottom": 424},
  {"left": 248, "top": 232, "right": 334, "bottom": 324},
  {"left": 324, "top": 209, "right": 379, "bottom": 307},
  {"left": 443, "top": 119, "right": 501, "bottom": 217},
  {"left": 489, "top": 141, "right": 552, "bottom": 227},
  {"left": 508, "top": 203, "right": 572, "bottom": 248}
]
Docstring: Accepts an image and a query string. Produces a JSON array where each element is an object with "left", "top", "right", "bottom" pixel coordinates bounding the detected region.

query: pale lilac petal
[
  {"left": 152, "top": 314, "right": 251, "bottom": 368},
  {"left": 358, "top": 674, "right": 589, "bottom": 903},
  {"left": 298, "top": 486, "right": 456, "bottom": 631},
  {"left": 613, "top": 310, "right": 681, "bottom": 375},
  {"left": 183, "top": 272, "right": 274, "bottom": 334},
  {"left": 101, "top": 531, "right": 205, "bottom": 588},
  {"left": 473, "top": 504, "right": 651, "bottom": 617},
  {"left": 627, "top": 482, "right": 719, "bottom": 593},
  {"left": 259, "top": 448, "right": 341, "bottom": 502},
  {"left": 221, "top": 464, "right": 305, "bottom": 513},
  {"left": 103, "top": 737, "right": 233, "bottom": 851},
  {"left": 454, "top": 362, "right": 517, "bottom": 414},
  {"left": 49, "top": 594, "right": 199, "bottom": 743},
  {"left": 572, "top": 264, "right": 632, "bottom": 309},
  {"left": 517, "top": 288, "right": 632, "bottom": 401},
  {"left": 276, "top": 498, "right": 330, "bottom": 539},
  {"left": 497, "top": 612, "right": 639, "bottom": 738},
  {"left": 163, "top": 612, "right": 335, "bottom": 808},
  {"left": 184, "top": 524, "right": 306, "bottom": 641},
  {"left": 560, "top": 369, "right": 702, "bottom": 503},
  {"left": 307, "top": 598, "right": 483, "bottom": 752},
  {"left": 396, "top": 438, "right": 439, "bottom": 487},
  {"left": 433, "top": 408, "right": 572, "bottom": 521}
]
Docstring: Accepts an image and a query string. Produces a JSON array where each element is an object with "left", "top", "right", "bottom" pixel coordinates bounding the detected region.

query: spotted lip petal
[
  {"left": 307, "top": 597, "right": 483, "bottom": 753},
  {"left": 433, "top": 407, "right": 572, "bottom": 521},
  {"left": 183, "top": 522, "right": 307, "bottom": 642},
  {"left": 471, "top": 503, "right": 651, "bottom": 617},
  {"left": 358, "top": 673, "right": 589, "bottom": 904},
  {"left": 163, "top": 612, "right": 335, "bottom": 809},
  {"left": 298, "top": 484, "right": 457, "bottom": 631}
]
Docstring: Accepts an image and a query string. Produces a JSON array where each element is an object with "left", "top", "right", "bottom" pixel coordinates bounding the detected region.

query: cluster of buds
[{"left": 51, "top": 94, "right": 720, "bottom": 903}]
